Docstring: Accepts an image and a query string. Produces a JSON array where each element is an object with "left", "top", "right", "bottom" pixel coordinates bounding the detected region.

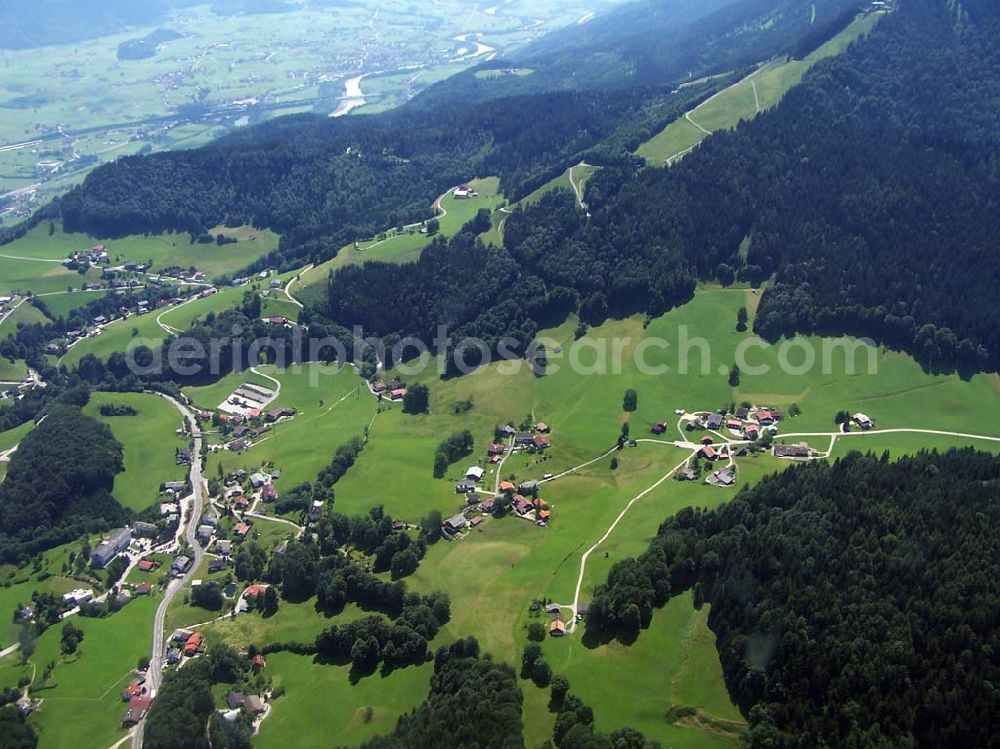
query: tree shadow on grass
[{"left": 579, "top": 623, "right": 640, "bottom": 649}]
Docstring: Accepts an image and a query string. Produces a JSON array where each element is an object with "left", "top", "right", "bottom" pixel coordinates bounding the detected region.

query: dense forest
[
  {"left": 0, "top": 404, "right": 127, "bottom": 562},
  {"left": 586, "top": 449, "right": 1000, "bottom": 747}
]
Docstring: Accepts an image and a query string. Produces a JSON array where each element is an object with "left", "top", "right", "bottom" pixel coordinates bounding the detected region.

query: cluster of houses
[
  {"left": 159, "top": 480, "right": 189, "bottom": 525},
  {"left": 166, "top": 628, "right": 205, "bottom": 667},
  {"left": 372, "top": 378, "right": 407, "bottom": 401},
  {"left": 212, "top": 400, "right": 293, "bottom": 454},
  {"left": 444, "top": 422, "right": 557, "bottom": 538},
  {"left": 64, "top": 244, "right": 110, "bottom": 267}
]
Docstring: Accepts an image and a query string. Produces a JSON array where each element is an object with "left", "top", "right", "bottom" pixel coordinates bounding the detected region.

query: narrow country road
[
  {"left": 553, "top": 422, "right": 1000, "bottom": 633},
  {"left": 133, "top": 393, "right": 206, "bottom": 749}
]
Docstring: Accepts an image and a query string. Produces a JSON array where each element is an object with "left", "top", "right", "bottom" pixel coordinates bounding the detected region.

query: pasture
[
  {"left": 83, "top": 391, "right": 189, "bottom": 512},
  {"left": 636, "top": 13, "right": 881, "bottom": 165}
]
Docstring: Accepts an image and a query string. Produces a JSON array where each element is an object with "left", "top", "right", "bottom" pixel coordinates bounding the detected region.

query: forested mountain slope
[
  {"left": 4, "top": 0, "right": 837, "bottom": 276},
  {"left": 421, "top": 0, "right": 861, "bottom": 102},
  {"left": 26, "top": 85, "right": 705, "bottom": 274},
  {"left": 327, "top": 0, "right": 1000, "bottom": 374},
  {"left": 587, "top": 449, "right": 1000, "bottom": 748},
  {"left": 507, "top": 0, "right": 1000, "bottom": 372}
]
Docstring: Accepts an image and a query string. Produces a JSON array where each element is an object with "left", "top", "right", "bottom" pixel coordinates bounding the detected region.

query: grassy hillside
[
  {"left": 636, "top": 12, "right": 881, "bottom": 165},
  {"left": 83, "top": 391, "right": 188, "bottom": 512}
]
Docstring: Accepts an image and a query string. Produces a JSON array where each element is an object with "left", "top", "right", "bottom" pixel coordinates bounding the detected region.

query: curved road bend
[{"left": 133, "top": 393, "right": 206, "bottom": 749}]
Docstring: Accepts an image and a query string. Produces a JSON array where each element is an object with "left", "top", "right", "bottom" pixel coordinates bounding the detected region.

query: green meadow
[
  {"left": 636, "top": 13, "right": 881, "bottom": 165},
  {"left": 255, "top": 654, "right": 433, "bottom": 749},
  {"left": 18, "top": 595, "right": 159, "bottom": 749},
  {"left": 83, "top": 391, "right": 189, "bottom": 512},
  {"left": 0, "top": 221, "right": 279, "bottom": 289}
]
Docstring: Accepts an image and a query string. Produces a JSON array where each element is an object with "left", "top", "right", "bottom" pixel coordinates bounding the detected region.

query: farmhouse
[
  {"left": 244, "top": 584, "right": 269, "bottom": 602},
  {"left": 455, "top": 479, "right": 477, "bottom": 494},
  {"left": 122, "top": 696, "right": 153, "bottom": 726},
  {"left": 755, "top": 408, "right": 782, "bottom": 426},
  {"left": 250, "top": 472, "right": 270, "bottom": 488},
  {"left": 261, "top": 483, "right": 278, "bottom": 502},
  {"left": 513, "top": 496, "right": 534, "bottom": 515},
  {"left": 443, "top": 514, "right": 470, "bottom": 535},
  {"left": 704, "top": 413, "right": 724, "bottom": 430},
  {"left": 514, "top": 432, "right": 535, "bottom": 447},
  {"left": 488, "top": 443, "right": 506, "bottom": 456},
  {"left": 499, "top": 480, "right": 515, "bottom": 493},
  {"left": 700, "top": 445, "right": 718, "bottom": 461},
  {"left": 773, "top": 443, "right": 812, "bottom": 459},
  {"left": 532, "top": 435, "right": 550, "bottom": 451},
  {"left": 744, "top": 424, "right": 760, "bottom": 441},
  {"left": 137, "top": 559, "right": 158, "bottom": 573},
  {"left": 465, "top": 465, "right": 485, "bottom": 481},
  {"left": 550, "top": 614, "right": 567, "bottom": 637},
  {"left": 183, "top": 632, "right": 204, "bottom": 656},
  {"left": 853, "top": 413, "right": 874, "bottom": 429},
  {"left": 706, "top": 466, "right": 737, "bottom": 487},
  {"left": 519, "top": 480, "right": 540, "bottom": 493},
  {"left": 480, "top": 498, "right": 495, "bottom": 513},
  {"left": 266, "top": 407, "right": 293, "bottom": 422},
  {"left": 535, "top": 422, "right": 550, "bottom": 433},
  {"left": 233, "top": 522, "right": 251, "bottom": 539},
  {"left": 453, "top": 184, "right": 479, "bottom": 199}
]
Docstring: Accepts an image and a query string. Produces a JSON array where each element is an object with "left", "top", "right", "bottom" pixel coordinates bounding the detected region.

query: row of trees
[{"left": 433, "top": 430, "right": 474, "bottom": 478}]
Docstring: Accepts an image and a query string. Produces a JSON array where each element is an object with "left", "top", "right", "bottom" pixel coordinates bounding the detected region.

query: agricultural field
[
  {"left": 636, "top": 13, "right": 882, "bottom": 165},
  {"left": 0, "top": 0, "right": 622, "bottom": 224},
  {"left": 294, "top": 177, "right": 504, "bottom": 306},
  {"left": 83, "top": 391, "right": 189, "bottom": 512},
  {"left": 256, "top": 654, "right": 434, "bottom": 749}
]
